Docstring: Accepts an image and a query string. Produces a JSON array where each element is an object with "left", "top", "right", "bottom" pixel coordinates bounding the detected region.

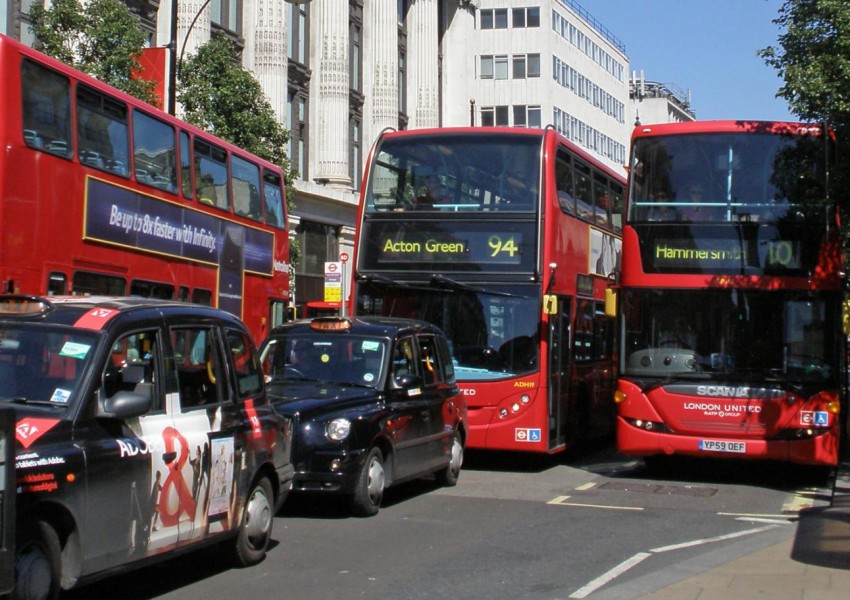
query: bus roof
[{"left": 631, "top": 120, "right": 827, "bottom": 140}]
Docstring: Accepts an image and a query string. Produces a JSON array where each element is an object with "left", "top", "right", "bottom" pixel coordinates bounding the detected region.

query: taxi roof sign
[
  {"left": 0, "top": 295, "right": 53, "bottom": 316},
  {"left": 309, "top": 317, "right": 352, "bottom": 332}
]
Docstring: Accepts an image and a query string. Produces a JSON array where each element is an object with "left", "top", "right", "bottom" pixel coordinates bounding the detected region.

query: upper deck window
[
  {"left": 263, "top": 170, "right": 285, "bottom": 229},
  {"left": 629, "top": 130, "right": 830, "bottom": 224},
  {"left": 231, "top": 155, "right": 262, "bottom": 222},
  {"left": 365, "top": 133, "right": 541, "bottom": 213},
  {"left": 194, "top": 139, "right": 230, "bottom": 211},
  {"left": 77, "top": 85, "right": 129, "bottom": 177},
  {"left": 133, "top": 111, "right": 177, "bottom": 193},
  {"left": 21, "top": 60, "right": 72, "bottom": 159}
]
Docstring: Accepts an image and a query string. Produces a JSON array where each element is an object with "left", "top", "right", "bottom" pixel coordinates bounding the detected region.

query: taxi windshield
[
  {"left": 262, "top": 334, "right": 388, "bottom": 389},
  {"left": 0, "top": 325, "right": 98, "bottom": 408}
]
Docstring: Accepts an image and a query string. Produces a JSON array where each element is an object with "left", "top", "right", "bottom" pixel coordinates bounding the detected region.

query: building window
[
  {"left": 288, "top": 1, "right": 308, "bottom": 65},
  {"left": 350, "top": 117, "right": 361, "bottom": 190},
  {"left": 480, "top": 56, "right": 493, "bottom": 79},
  {"left": 513, "top": 105, "right": 542, "bottom": 128},
  {"left": 211, "top": 0, "right": 241, "bottom": 35},
  {"left": 494, "top": 55, "right": 508, "bottom": 80},
  {"left": 481, "top": 8, "right": 508, "bottom": 29},
  {"left": 350, "top": 23, "right": 362, "bottom": 92},
  {"left": 288, "top": 92, "right": 308, "bottom": 180},
  {"left": 398, "top": 50, "right": 407, "bottom": 115}
]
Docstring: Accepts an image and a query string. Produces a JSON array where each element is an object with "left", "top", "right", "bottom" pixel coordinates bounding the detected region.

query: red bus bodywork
[
  {"left": 352, "top": 127, "right": 625, "bottom": 453},
  {"left": 0, "top": 34, "right": 289, "bottom": 342},
  {"left": 616, "top": 120, "right": 843, "bottom": 466}
]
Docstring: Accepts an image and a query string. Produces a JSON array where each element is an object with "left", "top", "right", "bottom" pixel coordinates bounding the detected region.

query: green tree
[
  {"left": 178, "top": 35, "right": 299, "bottom": 266},
  {"left": 759, "top": 0, "right": 850, "bottom": 128},
  {"left": 28, "top": 0, "right": 157, "bottom": 104}
]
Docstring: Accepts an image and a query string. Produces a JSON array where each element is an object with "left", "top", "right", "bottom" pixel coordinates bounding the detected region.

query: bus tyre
[
  {"left": 233, "top": 476, "right": 274, "bottom": 567},
  {"left": 435, "top": 431, "right": 463, "bottom": 487},
  {"left": 14, "top": 520, "right": 61, "bottom": 600},
  {"left": 351, "top": 447, "right": 385, "bottom": 517}
]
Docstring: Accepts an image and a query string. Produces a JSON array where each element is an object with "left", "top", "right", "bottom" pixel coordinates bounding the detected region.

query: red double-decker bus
[
  {"left": 616, "top": 120, "right": 844, "bottom": 466},
  {"left": 351, "top": 127, "right": 625, "bottom": 453},
  {"left": 0, "top": 33, "right": 289, "bottom": 341}
]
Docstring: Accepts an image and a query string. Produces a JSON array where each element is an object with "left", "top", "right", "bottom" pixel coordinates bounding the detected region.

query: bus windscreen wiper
[{"left": 429, "top": 274, "right": 519, "bottom": 298}]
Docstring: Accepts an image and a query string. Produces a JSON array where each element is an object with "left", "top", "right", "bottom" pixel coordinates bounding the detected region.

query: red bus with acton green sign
[
  {"left": 616, "top": 120, "right": 844, "bottom": 466},
  {"left": 351, "top": 127, "right": 625, "bottom": 453},
  {"left": 0, "top": 33, "right": 289, "bottom": 342}
]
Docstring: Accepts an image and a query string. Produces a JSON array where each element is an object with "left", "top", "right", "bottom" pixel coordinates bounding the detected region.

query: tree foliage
[
  {"left": 178, "top": 35, "right": 299, "bottom": 264},
  {"left": 760, "top": 0, "right": 850, "bottom": 217},
  {"left": 28, "top": 0, "right": 157, "bottom": 104}
]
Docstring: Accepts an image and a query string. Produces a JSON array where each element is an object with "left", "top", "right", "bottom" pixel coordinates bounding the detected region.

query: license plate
[{"left": 698, "top": 439, "right": 746, "bottom": 453}]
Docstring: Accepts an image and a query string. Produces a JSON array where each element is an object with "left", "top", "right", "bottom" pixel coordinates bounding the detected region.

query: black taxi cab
[
  {"left": 259, "top": 316, "right": 466, "bottom": 516},
  {"left": 0, "top": 295, "right": 293, "bottom": 600}
]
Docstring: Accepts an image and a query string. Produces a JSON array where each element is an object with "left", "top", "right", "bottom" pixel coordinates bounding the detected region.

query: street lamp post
[{"left": 167, "top": 0, "right": 313, "bottom": 115}]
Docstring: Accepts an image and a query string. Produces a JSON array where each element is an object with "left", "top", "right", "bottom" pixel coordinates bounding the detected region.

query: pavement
[{"left": 624, "top": 459, "right": 850, "bottom": 599}]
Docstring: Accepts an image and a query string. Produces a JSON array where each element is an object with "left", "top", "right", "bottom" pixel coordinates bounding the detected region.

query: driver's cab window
[
  {"left": 103, "top": 330, "right": 160, "bottom": 411},
  {"left": 171, "top": 327, "right": 224, "bottom": 409}
]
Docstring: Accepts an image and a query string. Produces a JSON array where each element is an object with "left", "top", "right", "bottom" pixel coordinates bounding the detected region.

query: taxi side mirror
[{"left": 97, "top": 390, "right": 152, "bottom": 420}]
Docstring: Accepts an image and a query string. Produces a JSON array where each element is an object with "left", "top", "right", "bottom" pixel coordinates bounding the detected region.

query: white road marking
[
  {"left": 569, "top": 524, "right": 783, "bottom": 598},
  {"left": 547, "top": 495, "right": 644, "bottom": 511}
]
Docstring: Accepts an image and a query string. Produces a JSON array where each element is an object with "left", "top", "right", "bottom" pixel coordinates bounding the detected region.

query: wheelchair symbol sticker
[{"left": 515, "top": 428, "right": 541, "bottom": 443}]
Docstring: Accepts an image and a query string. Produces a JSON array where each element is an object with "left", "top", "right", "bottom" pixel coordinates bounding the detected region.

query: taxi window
[
  {"left": 225, "top": 328, "right": 262, "bottom": 398},
  {"left": 416, "top": 335, "right": 440, "bottom": 386},
  {"left": 103, "top": 330, "right": 160, "bottom": 411},
  {"left": 171, "top": 327, "right": 224, "bottom": 409},
  {"left": 392, "top": 337, "right": 419, "bottom": 382},
  {"left": 0, "top": 327, "right": 95, "bottom": 408}
]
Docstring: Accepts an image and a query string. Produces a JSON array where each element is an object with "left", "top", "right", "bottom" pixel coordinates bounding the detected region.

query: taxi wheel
[
  {"left": 435, "top": 431, "right": 463, "bottom": 487},
  {"left": 351, "top": 447, "right": 385, "bottom": 517},
  {"left": 14, "top": 520, "right": 61, "bottom": 600},
  {"left": 233, "top": 476, "right": 274, "bottom": 567}
]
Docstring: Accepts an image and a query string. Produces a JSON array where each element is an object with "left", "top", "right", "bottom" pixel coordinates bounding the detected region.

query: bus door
[
  {"left": 0, "top": 408, "right": 13, "bottom": 595},
  {"left": 547, "top": 297, "right": 572, "bottom": 450}
]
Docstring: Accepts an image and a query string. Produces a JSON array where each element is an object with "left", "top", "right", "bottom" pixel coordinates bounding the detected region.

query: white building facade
[{"left": 3, "top": 0, "right": 634, "bottom": 315}]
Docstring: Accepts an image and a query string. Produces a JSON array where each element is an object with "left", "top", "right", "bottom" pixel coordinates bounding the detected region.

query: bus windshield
[
  {"left": 357, "top": 283, "right": 540, "bottom": 380},
  {"left": 365, "top": 133, "right": 542, "bottom": 212},
  {"left": 629, "top": 131, "right": 829, "bottom": 223},
  {"left": 622, "top": 289, "right": 838, "bottom": 384}
]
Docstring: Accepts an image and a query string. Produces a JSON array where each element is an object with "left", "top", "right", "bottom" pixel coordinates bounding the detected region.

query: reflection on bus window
[
  {"left": 77, "top": 85, "right": 129, "bottom": 177},
  {"left": 194, "top": 139, "right": 229, "bottom": 210},
  {"left": 232, "top": 155, "right": 262, "bottom": 221},
  {"left": 133, "top": 111, "right": 177, "bottom": 193},
  {"left": 263, "top": 170, "right": 285, "bottom": 229},
  {"left": 365, "top": 133, "right": 540, "bottom": 213}
]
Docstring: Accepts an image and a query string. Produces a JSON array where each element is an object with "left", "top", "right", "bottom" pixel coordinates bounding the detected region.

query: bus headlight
[{"left": 326, "top": 418, "right": 351, "bottom": 441}]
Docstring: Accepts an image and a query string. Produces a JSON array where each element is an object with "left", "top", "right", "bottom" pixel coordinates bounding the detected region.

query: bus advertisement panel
[
  {"left": 352, "top": 127, "right": 625, "bottom": 453},
  {"left": 616, "top": 120, "right": 843, "bottom": 466},
  {"left": 0, "top": 33, "right": 289, "bottom": 342}
]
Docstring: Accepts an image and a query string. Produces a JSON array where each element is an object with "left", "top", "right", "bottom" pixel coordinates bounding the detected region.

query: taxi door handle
[{"left": 162, "top": 451, "right": 177, "bottom": 464}]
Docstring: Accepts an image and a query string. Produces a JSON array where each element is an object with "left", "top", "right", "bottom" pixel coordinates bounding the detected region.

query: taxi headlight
[{"left": 326, "top": 418, "right": 352, "bottom": 441}]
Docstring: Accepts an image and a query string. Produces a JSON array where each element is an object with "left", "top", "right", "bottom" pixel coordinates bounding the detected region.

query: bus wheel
[
  {"left": 14, "top": 520, "right": 61, "bottom": 600},
  {"left": 233, "top": 476, "right": 274, "bottom": 567},
  {"left": 436, "top": 431, "right": 463, "bottom": 487},
  {"left": 351, "top": 447, "right": 385, "bottom": 517}
]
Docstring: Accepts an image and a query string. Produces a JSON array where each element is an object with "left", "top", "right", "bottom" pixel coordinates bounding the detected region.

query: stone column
[
  {"left": 363, "top": 0, "right": 398, "bottom": 152},
  {"left": 243, "top": 1, "right": 288, "bottom": 123},
  {"left": 407, "top": 0, "right": 439, "bottom": 129},
  {"left": 312, "top": 1, "right": 351, "bottom": 187}
]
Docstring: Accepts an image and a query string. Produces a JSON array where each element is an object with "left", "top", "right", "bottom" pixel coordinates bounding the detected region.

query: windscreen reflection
[
  {"left": 357, "top": 284, "right": 539, "bottom": 381},
  {"left": 622, "top": 289, "right": 838, "bottom": 384}
]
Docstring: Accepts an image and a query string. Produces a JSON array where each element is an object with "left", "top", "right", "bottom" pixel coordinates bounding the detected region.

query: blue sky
[{"left": 581, "top": 0, "right": 795, "bottom": 122}]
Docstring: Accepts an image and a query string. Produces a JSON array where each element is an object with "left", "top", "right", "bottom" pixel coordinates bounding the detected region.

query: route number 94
[{"left": 488, "top": 235, "right": 519, "bottom": 258}]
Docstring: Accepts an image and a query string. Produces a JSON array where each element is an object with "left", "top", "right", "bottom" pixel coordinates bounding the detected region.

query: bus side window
[
  {"left": 194, "top": 139, "right": 230, "bottom": 211},
  {"left": 133, "top": 112, "right": 177, "bottom": 193},
  {"left": 556, "top": 151, "right": 575, "bottom": 214},
  {"left": 77, "top": 85, "right": 129, "bottom": 177},
  {"left": 21, "top": 59, "right": 72, "bottom": 158},
  {"left": 232, "top": 155, "right": 262, "bottom": 221}
]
